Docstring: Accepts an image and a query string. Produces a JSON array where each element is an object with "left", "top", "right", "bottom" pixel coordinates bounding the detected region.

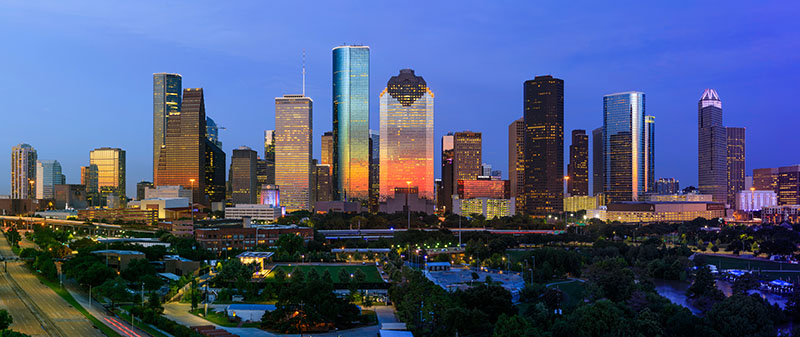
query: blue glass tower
[
  {"left": 332, "top": 45, "right": 370, "bottom": 201},
  {"left": 603, "top": 92, "right": 645, "bottom": 202}
]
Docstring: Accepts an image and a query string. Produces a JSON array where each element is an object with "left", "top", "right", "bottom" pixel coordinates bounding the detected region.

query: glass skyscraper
[
  {"left": 592, "top": 127, "right": 604, "bottom": 196},
  {"left": 726, "top": 127, "right": 746, "bottom": 206},
  {"left": 568, "top": 130, "right": 589, "bottom": 196},
  {"left": 11, "top": 143, "right": 37, "bottom": 199},
  {"left": 698, "top": 88, "right": 727, "bottom": 203},
  {"left": 523, "top": 75, "right": 564, "bottom": 216},
  {"left": 379, "top": 69, "right": 434, "bottom": 202},
  {"left": 645, "top": 115, "right": 656, "bottom": 193},
  {"left": 36, "top": 160, "right": 65, "bottom": 199},
  {"left": 275, "top": 94, "right": 313, "bottom": 211},
  {"left": 603, "top": 91, "right": 645, "bottom": 202},
  {"left": 508, "top": 118, "right": 525, "bottom": 213},
  {"left": 369, "top": 130, "right": 380, "bottom": 212},
  {"left": 230, "top": 146, "right": 258, "bottom": 204},
  {"left": 438, "top": 133, "right": 455, "bottom": 212},
  {"left": 332, "top": 45, "right": 370, "bottom": 201},
  {"left": 153, "top": 73, "right": 182, "bottom": 181},
  {"left": 90, "top": 147, "right": 126, "bottom": 206}
]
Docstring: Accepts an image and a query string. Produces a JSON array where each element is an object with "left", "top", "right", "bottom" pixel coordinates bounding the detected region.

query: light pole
[
  {"left": 406, "top": 181, "right": 412, "bottom": 230},
  {"left": 189, "top": 179, "right": 196, "bottom": 224}
]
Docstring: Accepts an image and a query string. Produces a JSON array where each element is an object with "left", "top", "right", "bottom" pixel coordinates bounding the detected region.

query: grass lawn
[
  {"left": 546, "top": 280, "right": 585, "bottom": 309},
  {"left": 35, "top": 274, "right": 122, "bottom": 337},
  {"left": 696, "top": 254, "right": 800, "bottom": 272},
  {"left": 265, "top": 265, "right": 383, "bottom": 283},
  {"left": 189, "top": 309, "right": 261, "bottom": 328}
]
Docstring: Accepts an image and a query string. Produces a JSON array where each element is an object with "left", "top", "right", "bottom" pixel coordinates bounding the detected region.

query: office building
[
  {"left": 453, "top": 131, "right": 482, "bottom": 190},
  {"left": 274, "top": 94, "right": 313, "bottom": 211},
  {"left": 145, "top": 185, "right": 192, "bottom": 199},
  {"left": 656, "top": 178, "right": 680, "bottom": 195},
  {"left": 205, "top": 138, "right": 226, "bottom": 203},
  {"left": 378, "top": 187, "right": 435, "bottom": 214},
  {"left": 332, "top": 45, "right": 370, "bottom": 201},
  {"left": 194, "top": 224, "right": 313, "bottom": 253},
  {"left": 230, "top": 146, "right": 258, "bottom": 205},
  {"left": 599, "top": 201, "right": 725, "bottom": 223},
  {"left": 592, "top": 127, "right": 604, "bottom": 196},
  {"left": 762, "top": 205, "right": 800, "bottom": 224},
  {"left": 11, "top": 143, "right": 37, "bottom": 199},
  {"left": 452, "top": 197, "right": 515, "bottom": 219},
  {"left": 641, "top": 193, "right": 712, "bottom": 202},
  {"left": 315, "top": 164, "right": 333, "bottom": 203},
  {"left": 438, "top": 133, "right": 455, "bottom": 212},
  {"left": 153, "top": 73, "right": 182, "bottom": 181},
  {"left": 457, "top": 179, "right": 510, "bottom": 199},
  {"left": 603, "top": 91, "right": 645, "bottom": 203},
  {"left": 263, "top": 130, "right": 275, "bottom": 185},
  {"left": 726, "top": 127, "right": 746, "bottom": 206},
  {"left": 698, "top": 88, "right": 727, "bottom": 203},
  {"left": 481, "top": 163, "right": 493, "bottom": 177},
  {"left": 78, "top": 208, "right": 156, "bottom": 224},
  {"left": 778, "top": 165, "right": 800, "bottom": 205},
  {"left": 155, "top": 88, "right": 206, "bottom": 204},
  {"left": 81, "top": 164, "right": 99, "bottom": 206},
  {"left": 564, "top": 195, "right": 601, "bottom": 213},
  {"left": 224, "top": 204, "right": 283, "bottom": 221},
  {"left": 136, "top": 181, "right": 153, "bottom": 200},
  {"left": 753, "top": 167, "right": 779, "bottom": 192},
  {"left": 321, "top": 131, "right": 333, "bottom": 166},
  {"left": 644, "top": 116, "right": 656, "bottom": 192},
  {"left": 736, "top": 190, "right": 777, "bottom": 212},
  {"left": 378, "top": 69, "right": 434, "bottom": 204},
  {"left": 205, "top": 117, "right": 222, "bottom": 147},
  {"left": 568, "top": 129, "right": 589, "bottom": 196},
  {"left": 54, "top": 184, "right": 88, "bottom": 210},
  {"left": 523, "top": 75, "right": 564, "bottom": 215},
  {"left": 369, "top": 131, "right": 380, "bottom": 212},
  {"left": 35, "top": 160, "right": 65, "bottom": 200},
  {"left": 90, "top": 147, "right": 125, "bottom": 206}
]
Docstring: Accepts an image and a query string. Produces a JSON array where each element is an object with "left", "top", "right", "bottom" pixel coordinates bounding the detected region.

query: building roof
[
  {"left": 164, "top": 254, "right": 193, "bottom": 262},
  {"left": 427, "top": 262, "right": 452, "bottom": 267},
  {"left": 379, "top": 330, "right": 414, "bottom": 337},
  {"left": 157, "top": 273, "right": 180, "bottom": 281},
  {"left": 226, "top": 304, "right": 276, "bottom": 311},
  {"left": 92, "top": 250, "right": 145, "bottom": 256},
  {"left": 236, "top": 252, "right": 274, "bottom": 259}
]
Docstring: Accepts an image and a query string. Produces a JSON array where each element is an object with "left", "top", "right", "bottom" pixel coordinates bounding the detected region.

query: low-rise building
[
  {"left": 564, "top": 195, "right": 600, "bottom": 212},
  {"left": 236, "top": 251, "right": 274, "bottom": 272},
  {"left": 640, "top": 193, "right": 713, "bottom": 202},
  {"left": 315, "top": 200, "right": 362, "bottom": 213},
  {"left": 78, "top": 208, "right": 157, "bottom": 224},
  {"left": 92, "top": 250, "right": 146, "bottom": 271},
  {"left": 598, "top": 201, "right": 725, "bottom": 223},
  {"left": 194, "top": 224, "right": 313, "bottom": 253},
  {"left": 158, "top": 220, "right": 194, "bottom": 237},
  {"left": 762, "top": 205, "right": 800, "bottom": 224},
  {"left": 452, "top": 197, "right": 514, "bottom": 219},
  {"left": 163, "top": 255, "right": 201, "bottom": 276},
  {"left": 144, "top": 185, "right": 192, "bottom": 200},
  {"left": 131, "top": 198, "right": 191, "bottom": 220},
  {"left": 35, "top": 210, "right": 77, "bottom": 220},
  {"left": 736, "top": 190, "right": 778, "bottom": 211},
  {"left": 379, "top": 187, "right": 435, "bottom": 214},
  {"left": 225, "top": 204, "right": 283, "bottom": 221}
]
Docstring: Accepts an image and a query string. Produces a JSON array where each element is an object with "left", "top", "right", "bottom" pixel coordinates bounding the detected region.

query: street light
[{"left": 406, "top": 181, "right": 412, "bottom": 230}]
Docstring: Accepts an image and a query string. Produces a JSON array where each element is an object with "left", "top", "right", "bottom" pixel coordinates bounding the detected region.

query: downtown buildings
[
  {"left": 35, "top": 160, "right": 65, "bottom": 199},
  {"left": 90, "top": 147, "right": 126, "bottom": 206},
  {"left": 275, "top": 94, "right": 313, "bottom": 212},
  {"left": 697, "top": 89, "right": 727, "bottom": 203},
  {"left": 11, "top": 143, "right": 37, "bottom": 199},
  {"left": 153, "top": 73, "right": 182, "bottom": 181},
  {"left": 567, "top": 129, "right": 588, "bottom": 196},
  {"left": 603, "top": 91, "right": 646, "bottom": 203}
]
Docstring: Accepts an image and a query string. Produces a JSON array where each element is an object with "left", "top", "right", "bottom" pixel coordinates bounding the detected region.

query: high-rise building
[
  {"left": 753, "top": 167, "right": 779, "bottom": 192},
  {"left": 592, "top": 127, "right": 604, "bottom": 196},
  {"left": 205, "top": 117, "right": 222, "bottom": 148},
  {"left": 36, "top": 160, "right": 65, "bottom": 200},
  {"left": 453, "top": 131, "right": 482, "bottom": 194},
  {"left": 603, "top": 91, "right": 645, "bottom": 203},
  {"left": 644, "top": 116, "right": 656, "bottom": 192},
  {"left": 81, "top": 164, "right": 98, "bottom": 206},
  {"left": 656, "top": 178, "right": 680, "bottom": 195},
  {"left": 379, "top": 69, "right": 434, "bottom": 203},
  {"left": 508, "top": 118, "right": 525, "bottom": 213},
  {"left": 332, "top": 45, "right": 370, "bottom": 201},
  {"left": 264, "top": 130, "right": 275, "bottom": 185},
  {"left": 315, "top": 164, "right": 333, "bottom": 203},
  {"left": 369, "top": 131, "right": 380, "bottom": 212},
  {"left": 136, "top": 181, "right": 153, "bottom": 201},
  {"left": 230, "top": 146, "right": 257, "bottom": 204},
  {"left": 155, "top": 88, "right": 206, "bottom": 204},
  {"left": 481, "top": 163, "right": 493, "bottom": 177},
  {"left": 204, "top": 139, "right": 226, "bottom": 203},
  {"left": 11, "top": 143, "right": 37, "bottom": 199},
  {"left": 321, "top": 131, "right": 334, "bottom": 166},
  {"left": 90, "top": 147, "right": 126, "bottom": 206},
  {"left": 438, "top": 133, "right": 455, "bottom": 212},
  {"left": 275, "top": 94, "right": 313, "bottom": 212},
  {"left": 523, "top": 75, "right": 564, "bottom": 215},
  {"left": 568, "top": 130, "right": 589, "bottom": 196},
  {"left": 698, "top": 88, "right": 727, "bottom": 203},
  {"left": 778, "top": 165, "right": 800, "bottom": 206},
  {"left": 153, "top": 73, "right": 182, "bottom": 181},
  {"left": 726, "top": 127, "right": 746, "bottom": 206}
]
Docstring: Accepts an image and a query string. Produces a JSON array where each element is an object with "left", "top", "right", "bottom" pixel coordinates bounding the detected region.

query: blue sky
[{"left": 0, "top": 1, "right": 798, "bottom": 198}]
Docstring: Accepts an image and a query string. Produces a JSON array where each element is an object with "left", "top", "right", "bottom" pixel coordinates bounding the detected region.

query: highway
[{"left": 0, "top": 236, "right": 105, "bottom": 337}]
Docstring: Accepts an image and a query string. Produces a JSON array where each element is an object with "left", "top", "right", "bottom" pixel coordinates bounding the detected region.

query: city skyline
[{"left": 0, "top": 2, "right": 797, "bottom": 197}]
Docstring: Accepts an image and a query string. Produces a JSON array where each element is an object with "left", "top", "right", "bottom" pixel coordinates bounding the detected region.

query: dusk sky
[{"left": 1, "top": 1, "right": 798, "bottom": 198}]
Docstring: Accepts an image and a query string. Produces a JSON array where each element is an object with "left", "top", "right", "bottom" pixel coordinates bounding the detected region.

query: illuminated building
[
  {"left": 603, "top": 91, "right": 645, "bottom": 203},
  {"left": 11, "top": 143, "right": 37, "bottom": 199},
  {"left": 275, "top": 94, "right": 313, "bottom": 211},
  {"left": 523, "top": 75, "right": 564, "bottom": 215},
  {"left": 155, "top": 88, "right": 206, "bottom": 204},
  {"left": 438, "top": 133, "right": 455, "bottom": 212},
  {"left": 260, "top": 185, "right": 280, "bottom": 207},
  {"left": 194, "top": 224, "right": 313, "bottom": 253},
  {"left": 90, "top": 147, "right": 126, "bottom": 206},
  {"left": 136, "top": 181, "right": 153, "bottom": 200},
  {"left": 736, "top": 190, "right": 777, "bottom": 212},
  {"left": 726, "top": 127, "right": 746, "bottom": 206},
  {"left": 332, "top": 45, "right": 370, "bottom": 201},
  {"left": 568, "top": 129, "right": 588, "bottom": 196},
  {"left": 205, "top": 117, "right": 222, "bottom": 147},
  {"left": 205, "top": 138, "right": 226, "bottom": 203},
  {"left": 81, "top": 164, "right": 99, "bottom": 206},
  {"left": 453, "top": 131, "right": 482, "bottom": 191},
  {"left": 762, "top": 205, "right": 800, "bottom": 224},
  {"left": 224, "top": 204, "right": 283, "bottom": 222},
  {"left": 379, "top": 69, "right": 434, "bottom": 204},
  {"left": 145, "top": 185, "right": 191, "bottom": 199},
  {"left": 321, "top": 131, "right": 333, "bottom": 166},
  {"left": 645, "top": 116, "right": 656, "bottom": 192},
  {"left": 457, "top": 179, "right": 509, "bottom": 199},
  {"left": 698, "top": 88, "right": 727, "bottom": 203},
  {"left": 35, "top": 160, "right": 64, "bottom": 199},
  {"left": 641, "top": 193, "right": 712, "bottom": 202},
  {"left": 153, "top": 73, "right": 182, "bottom": 181},
  {"left": 508, "top": 118, "right": 525, "bottom": 213},
  {"left": 78, "top": 208, "right": 156, "bottom": 224},
  {"left": 563, "top": 195, "right": 601, "bottom": 212},
  {"left": 264, "top": 130, "right": 275, "bottom": 185},
  {"left": 592, "top": 127, "right": 604, "bottom": 196},
  {"left": 369, "top": 130, "right": 380, "bottom": 212},
  {"left": 778, "top": 165, "right": 800, "bottom": 205},
  {"left": 230, "top": 147, "right": 257, "bottom": 205},
  {"left": 314, "top": 164, "right": 332, "bottom": 203},
  {"left": 753, "top": 167, "right": 779, "bottom": 192},
  {"left": 602, "top": 201, "right": 725, "bottom": 223},
  {"left": 656, "top": 178, "right": 679, "bottom": 195},
  {"left": 452, "top": 197, "right": 515, "bottom": 219}
]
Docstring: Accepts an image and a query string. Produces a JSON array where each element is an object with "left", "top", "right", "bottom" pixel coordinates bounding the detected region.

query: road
[{"left": 0, "top": 237, "right": 105, "bottom": 337}]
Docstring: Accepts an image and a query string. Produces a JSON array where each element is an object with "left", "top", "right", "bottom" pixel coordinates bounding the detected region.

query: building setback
[
  {"left": 726, "top": 127, "right": 746, "bottom": 206},
  {"left": 509, "top": 118, "right": 525, "bottom": 213},
  {"left": 592, "top": 127, "right": 604, "bottom": 196},
  {"left": 603, "top": 92, "right": 645, "bottom": 203},
  {"left": 11, "top": 143, "right": 37, "bottom": 199},
  {"left": 275, "top": 94, "right": 313, "bottom": 211},
  {"left": 230, "top": 147, "right": 258, "bottom": 205},
  {"left": 568, "top": 129, "right": 588, "bottom": 196},
  {"left": 523, "top": 75, "right": 564, "bottom": 216},
  {"left": 698, "top": 88, "right": 727, "bottom": 203}
]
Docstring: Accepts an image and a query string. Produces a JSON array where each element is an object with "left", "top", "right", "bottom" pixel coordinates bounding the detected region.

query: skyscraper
[
  {"left": 523, "top": 75, "right": 564, "bottom": 215},
  {"left": 369, "top": 131, "right": 380, "bottom": 212},
  {"left": 90, "top": 147, "right": 126, "bottom": 206},
  {"left": 726, "top": 127, "right": 746, "bottom": 206},
  {"left": 592, "top": 127, "right": 604, "bottom": 196},
  {"left": 379, "top": 69, "right": 434, "bottom": 202},
  {"left": 230, "top": 146, "right": 258, "bottom": 204},
  {"left": 264, "top": 130, "right": 276, "bottom": 185},
  {"left": 136, "top": 181, "right": 153, "bottom": 201},
  {"left": 205, "top": 117, "right": 226, "bottom": 203},
  {"left": 206, "top": 117, "right": 222, "bottom": 148},
  {"left": 656, "top": 178, "right": 680, "bottom": 195},
  {"left": 321, "top": 131, "right": 334, "bottom": 166},
  {"left": 275, "top": 94, "right": 313, "bottom": 211},
  {"left": 314, "top": 164, "right": 333, "bottom": 203},
  {"left": 453, "top": 131, "right": 482, "bottom": 194},
  {"left": 438, "top": 133, "right": 455, "bottom": 212},
  {"left": 332, "top": 45, "right": 370, "bottom": 201},
  {"left": 568, "top": 130, "right": 588, "bottom": 196},
  {"left": 36, "top": 160, "right": 65, "bottom": 199},
  {"left": 508, "top": 118, "right": 525, "bottom": 213},
  {"left": 603, "top": 91, "right": 645, "bottom": 203},
  {"left": 644, "top": 116, "right": 656, "bottom": 192},
  {"left": 778, "top": 165, "right": 800, "bottom": 205},
  {"left": 11, "top": 143, "right": 37, "bottom": 199},
  {"left": 81, "top": 164, "right": 98, "bottom": 206},
  {"left": 153, "top": 73, "right": 182, "bottom": 181},
  {"left": 698, "top": 88, "right": 727, "bottom": 203},
  {"left": 753, "top": 167, "right": 779, "bottom": 192}
]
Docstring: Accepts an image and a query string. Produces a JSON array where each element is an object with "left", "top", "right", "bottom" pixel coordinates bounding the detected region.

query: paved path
[{"left": 66, "top": 281, "right": 153, "bottom": 337}]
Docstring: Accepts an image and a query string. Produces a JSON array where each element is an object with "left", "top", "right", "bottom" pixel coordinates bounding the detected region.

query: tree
[
  {"left": 0, "top": 309, "right": 11, "bottom": 330},
  {"left": 96, "top": 277, "right": 132, "bottom": 309},
  {"left": 353, "top": 268, "right": 366, "bottom": 284},
  {"left": 276, "top": 234, "right": 304, "bottom": 256},
  {"left": 705, "top": 294, "right": 775, "bottom": 337},
  {"left": 492, "top": 314, "right": 544, "bottom": 337},
  {"left": 687, "top": 266, "right": 723, "bottom": 301},
  {"left": 121, "top": 258, "right": 157, "bottom": 283},
  {"left": 273, "top": 268, "right": 286, "bottom": 283},
  {"left": 584, "top": 257, "right": 634, "bottom": 302},
  {"left": 190, "top": 278, "right": 199, "bottom": 311},
  {"left": 732, "top": 272, "right": 760, "bottom": 295},
  {"left": 566, "top": 299, "right": 630, "bottom": 337}
]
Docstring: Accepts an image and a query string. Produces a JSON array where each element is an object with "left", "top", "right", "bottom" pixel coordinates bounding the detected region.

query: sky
[{"left": 0, "top": 1, "right": 798, "bottom": 198}]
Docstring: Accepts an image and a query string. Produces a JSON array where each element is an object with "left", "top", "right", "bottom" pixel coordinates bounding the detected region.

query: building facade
[
  {"left": 457, "top": 179, "right": 510, "bottom": 199},
  {"left": 438, "top": 133, "right": 455, "bottom": 212},
  {"left": 81, "top": 164, "right": 99, "bottom": 206},
  {"left": 698, "top": 88, "right": 727, "bottom": 203},
  {"left": 205, "top": 138, "right": 226, "bottom": 203},
  {"left": 136, "top": 181, "right": 153, "bottom": 200},
  {"left": 778, "top": 165, "right": 800, "bottom": 206},
  {"left": 644, "top": 115, "right": 656, "bottom": 192},
  {"left": 564, "top": 195, "right": 600, "bottom": 213},
  {"left": 452, "top": 197, "right": 515, "bottom": 219},
  {"left": 54, "top": 184, "right": 88, "bottom": 210},
  {"left": 35, "top": 160, "right": 65, "bottom": 200},
  {"left": 11, "top": 143, "right": 37, "bottom": 199},
  {"left": 753, "top": 167, "right": 779, "bottom": 192},
  {"left": 230, "top": 146, "right": 258, "bottom": 205},
  {"left": 379, "top": 69, "right": 434, "bottom": 203},
  {"left": 762, "top": 205, "right": 800, "bottom": 224},
  {"left": 508, "top": 118, "right": 525, "bottom": 213},
  {"left": 656, "top": 178, "right": 680, "bottom": 195},
  {"left": 153, "top": 73, "right": 182, "bottom": 181},
  {"left": 604, "top": 201, "right": 725, "bottom": 223},
  {"left": 603, "top": 91, "right": 645, "bottom": 203},
  {"left": 275, "top": 94, "right": 313, "bottom": 212},
  {"left": 314, "top": 164, "right": 333, "bottom": 203},
  {"left": 263, "top": 130, "right": 275, "bottom": 186},
  {"left": 369, "top": 131, "right": 380, "bottom": 212},
  {"left": 224, "top": 204, "right": 283, "bottom": 221},
  {"left": 90, "top": 147, "right": 126, "bottom": 206},
  {"left": 523, "top": 75, "right": 564, "bottom": 216},
  {"left": 453, "top": 131, "right": 482, "bottom": 195},
  {"left": 568, "top": 129, "right": 589, "bottom": 196},
  {"left": 592, "top": 127, "right": 604, "bottom": 196},
  {"left": 736, "top": 190, "right": 777, "bottom": 212},
  {"left": 320, "top": 131, "right": 333, "bottom": 166},
  {"left": 726, "top": 127, "right": 746, "bottom": 206},
  {"left": 332, "top": 45, "right": 370, "bottom": 201}
]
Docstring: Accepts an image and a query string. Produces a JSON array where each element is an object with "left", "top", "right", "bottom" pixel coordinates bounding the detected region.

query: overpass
[
  {"left": 0, "top": 215, "right": 157, "bottom": 236},
  {"left": 318, "top": 228, "right": 564, "bottom": 240}
]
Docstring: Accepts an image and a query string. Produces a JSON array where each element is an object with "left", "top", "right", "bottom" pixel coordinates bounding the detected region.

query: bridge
[
  {"left": 318, "top": 228, "right": 564, "bottom": 240},
  {"left": 0, "top": 215, "right": 157, "bottom": 236}
]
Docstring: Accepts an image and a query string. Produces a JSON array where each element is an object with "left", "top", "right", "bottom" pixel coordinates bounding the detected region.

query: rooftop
[
  {"left": 92, "top": 250, "right": 145, "bottom": 256},
  {"left": 237, "top": 252, "right": 274, "bottom": 259}
]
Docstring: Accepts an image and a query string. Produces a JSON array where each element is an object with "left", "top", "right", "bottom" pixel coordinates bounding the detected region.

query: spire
[
  {"left": 699, "top": 88, "right": 722, "bottom": 109},
  {"left": 302, "top": 49, "right": 306, "bottom": 97}
]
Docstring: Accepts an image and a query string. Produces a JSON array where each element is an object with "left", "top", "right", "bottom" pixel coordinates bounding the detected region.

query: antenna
[{"left": 302, "top": 49, "right": 306, "bottom": 96}]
